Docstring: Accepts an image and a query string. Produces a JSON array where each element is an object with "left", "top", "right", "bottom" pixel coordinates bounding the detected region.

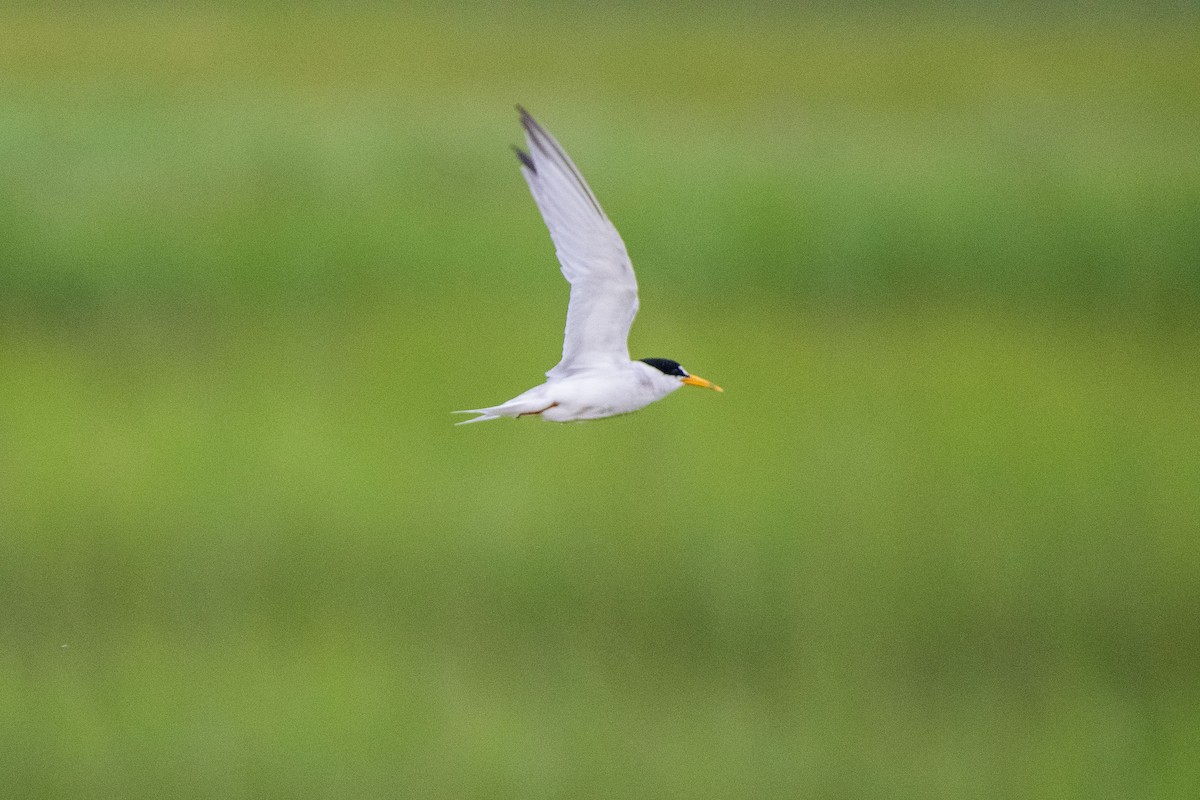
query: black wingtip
[
  {"left": 512, "top": 144, "right": 535, "bottom": 173},
  {"left": 515, "top": 104, "right": 541, "bottom": 136}
]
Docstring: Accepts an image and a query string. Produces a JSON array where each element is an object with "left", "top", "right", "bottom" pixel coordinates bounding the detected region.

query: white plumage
[{"left": 455, "top": 108, "right": 721, "bottom": 425}]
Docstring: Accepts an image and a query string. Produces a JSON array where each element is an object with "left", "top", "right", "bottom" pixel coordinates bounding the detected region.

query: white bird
[{"left": 454, "top": 108, "right": 722, "bottom": 425}]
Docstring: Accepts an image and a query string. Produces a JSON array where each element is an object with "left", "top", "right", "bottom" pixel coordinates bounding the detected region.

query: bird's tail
[
  {"left": 453, "top": 392, "right": 552, "bottom": 426},
  {"left": 452, "top": 409, "right": 503, "bottom": 425},
  {"left": 452, "top": 402, "right": 528, "bottom": 425}
]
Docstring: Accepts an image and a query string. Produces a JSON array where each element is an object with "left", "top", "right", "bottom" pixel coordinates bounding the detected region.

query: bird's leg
[{"left": 518, "top": 402, "right": 558, "bottom": 418}]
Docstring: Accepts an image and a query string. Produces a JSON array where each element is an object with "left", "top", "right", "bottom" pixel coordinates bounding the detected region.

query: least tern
[{"left": 454, "top": 108, "right": 722, "bottom": 425}]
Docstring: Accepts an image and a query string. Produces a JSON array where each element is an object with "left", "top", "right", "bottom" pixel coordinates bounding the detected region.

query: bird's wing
[{"left": 514, "top": 107, "right": 639, "bottom": 379}]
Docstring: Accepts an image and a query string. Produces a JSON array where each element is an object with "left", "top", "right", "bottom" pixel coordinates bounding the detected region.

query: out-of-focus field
[{"left": 2, "top": 5, "right": 1199, "bottom": 798}]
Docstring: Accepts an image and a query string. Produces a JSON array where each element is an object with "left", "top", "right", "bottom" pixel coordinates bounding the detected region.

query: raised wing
[{"left": 514, "top": 107, "right": 639, "bottom": 379}]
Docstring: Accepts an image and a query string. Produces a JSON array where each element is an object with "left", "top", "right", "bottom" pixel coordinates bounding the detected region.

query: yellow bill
[{"left": 682, "top": 374, "right": 723, "bottom": 392}]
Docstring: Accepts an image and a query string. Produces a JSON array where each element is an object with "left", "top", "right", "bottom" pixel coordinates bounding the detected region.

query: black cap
[{"left": 640, "top": 358, "right": 688, "bottom": 377}]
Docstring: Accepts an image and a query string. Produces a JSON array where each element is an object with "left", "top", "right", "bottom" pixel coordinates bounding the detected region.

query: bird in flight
[{"left": 454, "top": 108, "right": 722, "bottom": 425}]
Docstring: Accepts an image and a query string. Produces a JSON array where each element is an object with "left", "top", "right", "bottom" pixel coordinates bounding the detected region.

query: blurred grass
[
  {"left": 1, "top": 4, "right": 1198, "bottom": 312},
  {"left": 4, "top": 296, "right": 1199, "bottom": 798},
  {"left": 2, "top": 4, "right": 1200, "bottom": 799}
]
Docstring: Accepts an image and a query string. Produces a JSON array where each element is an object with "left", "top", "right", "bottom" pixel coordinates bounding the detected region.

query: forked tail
[
  {"left": 452, "top": 394, "right": 557, "bottom": 425},
  {"left": 452, "top": 409, "right": 502, "bottom": 426}
]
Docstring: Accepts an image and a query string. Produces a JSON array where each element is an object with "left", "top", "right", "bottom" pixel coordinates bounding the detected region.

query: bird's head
[{"left": 639, "top": 358, "right": 723, "bottom": 392}]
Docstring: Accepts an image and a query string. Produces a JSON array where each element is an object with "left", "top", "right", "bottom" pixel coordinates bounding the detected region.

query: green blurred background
[{"left": 2, "top": 3, "right": 1199, "bottom": 797}]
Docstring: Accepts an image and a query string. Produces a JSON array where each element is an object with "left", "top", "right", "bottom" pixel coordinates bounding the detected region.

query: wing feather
[{"left": 515, "top": 107, "right": 638, "bottom": 379}]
